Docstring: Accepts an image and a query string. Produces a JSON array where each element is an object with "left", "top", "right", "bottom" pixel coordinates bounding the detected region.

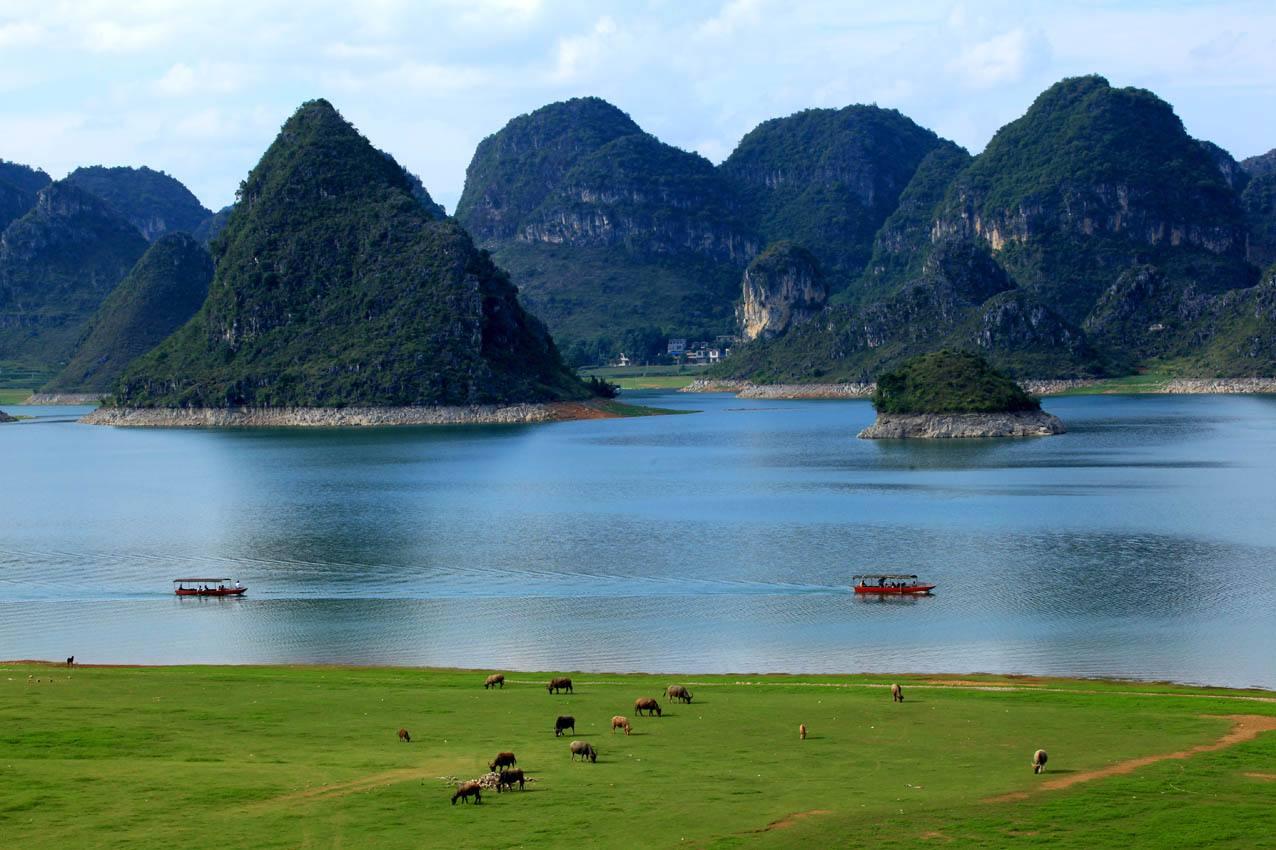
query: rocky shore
[
  {"left": 81, "top": 401, "right": 622, "bottom": 428},
  {"left": 858, "top": 410, "right": 1067, "bottom": 439},
  {"left": 684, "top": 377, "right": 1276, "bottom": 398},
  {"left": 0, "top": 409, "right": 15, "bottom": 423},
  {"left": 22, "top": 393, "right": 104, "bottom": 405}
]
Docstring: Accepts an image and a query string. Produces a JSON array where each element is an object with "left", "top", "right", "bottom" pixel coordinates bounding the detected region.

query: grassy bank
[
  {"left": 0, "top": 388, "right": 33, "bottom": 405},
  {"left": 2, "top": 664, "right": 1273, "bottom": 848},
  {"left": 580, "top": 364, "right": 710, "bottom": 390}
]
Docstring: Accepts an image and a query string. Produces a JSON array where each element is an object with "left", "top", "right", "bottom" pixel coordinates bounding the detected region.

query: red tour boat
[
  {"left": 174, "top": 578, "right": 247, "bottom": 597},
  {"left": 852, "top": 574, "right": 935, "bottom": 595}
]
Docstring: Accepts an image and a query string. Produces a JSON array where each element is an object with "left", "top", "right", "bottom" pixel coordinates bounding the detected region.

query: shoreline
[
  {"left": 23, "top": 392, "right": 105, "bottom": 405},
  {"left": 682, "top": 377, "right": 1276, "bottom": 398},
  {"left": 3, "top": 660, "right": 1269, "bottom": 694},
  {"left": 79, "top": 399, "right": 656, "bottom": 428}
]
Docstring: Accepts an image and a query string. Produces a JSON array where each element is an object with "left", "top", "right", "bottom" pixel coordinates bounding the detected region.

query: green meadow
[{"left": 2, "top": 665, "right": 1273, "bottom": 848}]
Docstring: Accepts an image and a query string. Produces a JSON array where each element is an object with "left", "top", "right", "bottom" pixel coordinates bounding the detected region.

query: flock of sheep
[{"left": 403, "top": 675, "right": 1049, "bottom": 805}]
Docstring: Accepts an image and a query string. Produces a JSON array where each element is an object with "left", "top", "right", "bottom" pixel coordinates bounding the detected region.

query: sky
[{"left": 1, "top": 0, "right": 1274, "bottom": 213}]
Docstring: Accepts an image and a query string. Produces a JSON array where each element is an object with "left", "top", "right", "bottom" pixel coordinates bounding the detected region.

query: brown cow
[
  {"left": 611, "top": 715, "right": 631, "bottom": 735},
  {"left": 489, "top": 751, "right": 517, "bottom": 772},
  {"left": 547, "top": 677, "right": 573, "bottom": 694},
  {"left": 569, "top": 740, "right": 597, "bottom": 762},
  {"left": 397, "top": 728, "right": 411, "bottom": 743},
  {"left": 496, "top": 769, "right": 525, "bottom": 792},
  {"left": 891, "top": 683, "right": 904, "bottom": 703},
  {"left": 665, "top": 685, "right": 692, "bottom": 704},
  {"left": 1032, "top": 749, "right": 1048, "bottom": 774},
  {"left": 451, "top": 781, "right": 482, "bottom": 804},
  {"left": 555, "top": 715, "right": 576, "bottom": 737},
  {"left": 484, "top": 674, "right": 505, "bottom": 689},
  {"left": 634, "top": 697, "right": 662, "bottom": 717},
  {"left": 799, "top": 723, "right": 807, "bottom": 740}
]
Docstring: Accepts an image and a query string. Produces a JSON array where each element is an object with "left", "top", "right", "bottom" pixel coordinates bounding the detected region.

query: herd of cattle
[{"left": 404, "top": 675, "right": 1048, "bottom": 805}]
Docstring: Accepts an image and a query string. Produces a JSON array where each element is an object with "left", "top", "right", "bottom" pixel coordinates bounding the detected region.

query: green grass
[
  {"left": 581, "top": 363, "right": 710, "bottom": 390},
  {"left": 2, "top": 665, "right": 1274, "bottom": 848},
  {"left": 0, "top": 388, "right": 32, "bottom": 405}
]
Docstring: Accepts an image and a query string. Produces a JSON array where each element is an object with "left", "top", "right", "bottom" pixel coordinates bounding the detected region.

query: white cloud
[
  {"left": 152, "top": 62, "right": 256, "bottom": 97},
  {"left": 552, "top": 16, "right": 618, "bottom": 82},
  {"left": 0, "top": 20, "right": 43, "bottom": 47},
  {"left": 82, "top": 19, "right": 172, "bottom": 53},
  {"left": 948, "top": 28, "right": 1049, "bottom": 88}
]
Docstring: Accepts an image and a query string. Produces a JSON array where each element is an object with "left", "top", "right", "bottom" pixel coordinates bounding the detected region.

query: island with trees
[{"left": 859, "top": 350, "right": 1066, "bottom": 438}]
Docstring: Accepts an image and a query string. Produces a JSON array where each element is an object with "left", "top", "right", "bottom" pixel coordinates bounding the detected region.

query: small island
[{"left": 859, "top": 350, "right": 1066, "bottom": 439}]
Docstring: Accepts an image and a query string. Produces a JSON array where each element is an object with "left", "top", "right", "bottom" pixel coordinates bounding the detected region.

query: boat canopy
[
  {"left": 172, "top": 577, "right": 232, "bottom": 583},
  {"left": 852, "top": 574, "right": 920, "bottom": 580}
]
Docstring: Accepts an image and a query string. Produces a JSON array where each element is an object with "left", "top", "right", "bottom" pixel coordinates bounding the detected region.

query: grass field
[
  {"left": 581, "top": 364, "right": 710, "bottom": 390},
  {"left": 0, "top": 388, "right": 33, "bottom": 405},
  {"left": 2, "top": 665, "right": 1274, "bottom": 848}
]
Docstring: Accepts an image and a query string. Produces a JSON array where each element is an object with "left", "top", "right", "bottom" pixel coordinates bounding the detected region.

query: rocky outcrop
[
  {"left": 858, "top": 410, "right": 1065, "bottom": 439},
  {"left": 738, "top": 242, "right": 827, "bottom": 340},
  {"left": 81, "top": 402, "right": 611, "bottom": 428},
  {"left": 0, "top": 409, "right": 15, "bottom": 423},
  {"left": 22, "top": 393, "right": 103, "bottom": 405}
]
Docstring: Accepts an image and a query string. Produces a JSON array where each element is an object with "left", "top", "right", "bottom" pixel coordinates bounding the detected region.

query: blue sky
[{"left": 1, "top": 0, "right": 1273, "bottom": 212}]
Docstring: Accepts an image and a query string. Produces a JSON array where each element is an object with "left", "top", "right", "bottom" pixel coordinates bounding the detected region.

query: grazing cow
[
  {"left": 484, "top": 674, "right": 505, "bottom": 690},
  {"left": 397, "top": 728, "right": 411, "bottom": 743},
  {"left": 66, "top": 656, "right": 75, "bottom": 668},
  {"left": 634, "top": 697, "right": 662, "bottom": 717},
  {"left": 1032, "top": 749, "right": 1048, "bottom": 774},
  {"left": 891, "top": 683, "right": 904, "bottom": 703},
  {"left": 665, "top": 685, "right": 692, "bottom": 704},
  {"left": 799, "top": 723, "right": 807, "bottom": 740},
  {"left": 489, "top": 751, "right": 517, "bottom": 772},
  {"left": 611, "top": 715, "right": 631, "bottom": 735},
  {"left": 547, "top": 677, "right": 573, "bottom": 694},
  {"left": 497, "top": 769, "right": 525, "bottom": 792},
  {"left": 451, "top": 781, "right": 482, "bottom": 805},
  {"left": 555, "top": 715, "right": 576, "bottom": 737},
  {"left": 569, "top": 740, "right": 597, "bottom": 763}
]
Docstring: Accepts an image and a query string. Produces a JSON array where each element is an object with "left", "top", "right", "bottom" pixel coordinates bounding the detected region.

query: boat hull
[
  {"left": 853, "top": 585, "right": 935, "bottom": 595},
  {"left": 175, "top": 587, "right": 247, "bottom": 597}
]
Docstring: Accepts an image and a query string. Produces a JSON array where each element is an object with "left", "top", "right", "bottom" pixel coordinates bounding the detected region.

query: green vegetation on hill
[
  {"left": 0, "top": 159, "right": 52, "bottom": 194},
  {"left": 871, "top": 349, "right": 1040, "bottom": 414},
  {"left": 721, "top": 104, "right": 945, "bottom": 292},
  {"left": 191, "top": 204, "right": 233, "bottom": 245},
  {"left": 0, "top": 181, "right": 34, "bottom": 232},
  {"left": 3, "top": 663, "right": 1274, "bottom": 849},
  {"left": 458, "top": 97, "right": 752, "bottom": 357},
  {"left": 66, "top": 165, "right": 211, "bottom": 242},
  {"left": 456, "top": 97, "right": 642, "bottom": 240},
  {"left": 44, "top": 233, "right": 213, "bottom": 393},
  {"left": 939, "top": 75, "right": 1253, "bottom": 325},
  {"left": 0, "top": 181, "right": 149, "bottom": 368},
  {"left": 116, "top": 100, "right": 586, "bottom": 408},
  {"left": 848, "top": 141, "right": 972, "bottom": 306}
]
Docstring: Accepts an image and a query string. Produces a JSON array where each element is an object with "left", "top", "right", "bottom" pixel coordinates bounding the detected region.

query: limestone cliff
[{"left": 738, "top": 242, "right": 827, "bottom": 341}]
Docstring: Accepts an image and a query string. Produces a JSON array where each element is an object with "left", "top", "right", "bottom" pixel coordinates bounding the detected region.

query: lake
[{"left": 2, "top": 392, "right": 1274, "bottom": 688}]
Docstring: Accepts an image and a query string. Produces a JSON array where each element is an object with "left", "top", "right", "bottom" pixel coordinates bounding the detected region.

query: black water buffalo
[
  {"left": 555, "top": 715, "right": 576, "bottom": 737},
  {"left": 547, "top": 677, "right": 573, "bottom": 694}
]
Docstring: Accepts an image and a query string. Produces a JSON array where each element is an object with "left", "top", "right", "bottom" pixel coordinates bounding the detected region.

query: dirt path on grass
[
  {"left": 759, "top": 809, "right": 833, "bottom": 831},
  {"left": 987, "top": 714, "right": 1276, "bottom": 802},
  {"left": 249, "top": 759, "right": 463, "bottom": 809}
]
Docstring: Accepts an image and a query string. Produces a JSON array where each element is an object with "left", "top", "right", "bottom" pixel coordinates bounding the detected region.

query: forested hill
[
  {"left": 114, "top": 99, "right": 587, "bottom": 408},
  {"left": 713, "top": 76, "right": 1276, "bottom": 381},
  {"left": 65, "top": 165, "right": 211, "bottom": 242}
]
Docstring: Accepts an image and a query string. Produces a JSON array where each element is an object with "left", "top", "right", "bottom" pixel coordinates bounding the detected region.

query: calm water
[{"left": 2, "top": 392, "right": 1275, "bottom": 688}]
